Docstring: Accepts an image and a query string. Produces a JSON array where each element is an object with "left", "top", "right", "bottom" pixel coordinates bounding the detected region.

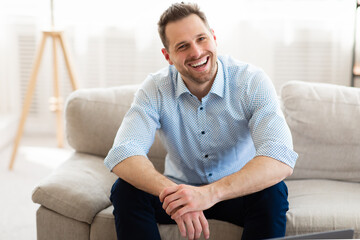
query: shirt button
[
  {"left": 208, "top": 173, "right": 213, "bottom": 177},
  {"left": 200, "top": 107, "right": 203, "bottom": 110},
  {"left": 204, "top": 154, "right": 209, "bottom": 158},
  {"left": 201, "top": 131, "right": 205, "bottom": 135}
]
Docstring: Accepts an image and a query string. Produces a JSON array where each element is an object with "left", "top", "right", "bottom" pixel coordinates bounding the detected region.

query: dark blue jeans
[{"left": 110, "top": 178, "right": 289, "bottom": 240}]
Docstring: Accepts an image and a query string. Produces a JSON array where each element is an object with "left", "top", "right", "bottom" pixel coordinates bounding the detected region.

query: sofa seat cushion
[
  {"left": 286, "top": 179, "right": 360, "bottom": 238},
  {"left": 32, "top": 153, "right": 118, "bottom": 224}
]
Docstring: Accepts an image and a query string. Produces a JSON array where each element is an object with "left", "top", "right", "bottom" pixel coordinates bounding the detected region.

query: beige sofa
[{"left": 32, "top": 80, "right": 360, "bottom": 239}]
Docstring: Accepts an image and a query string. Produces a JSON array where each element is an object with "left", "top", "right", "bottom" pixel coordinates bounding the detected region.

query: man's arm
[
  {"left": 210, "top": 156, "right": 293, "bottom": 202},
  {"left": 160, "top": 155, "right": 293, "bottom": 219},
  {"left": 112, "top": 155, "right": 176, "bottom": 196}
]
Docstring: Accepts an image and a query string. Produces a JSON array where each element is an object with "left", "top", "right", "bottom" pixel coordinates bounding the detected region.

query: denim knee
[
  {"left": 110, "top": 178, "right": 162, "bottom": 240},
  {"left": 253, "top": 181, "right": 289, "bottom": 217},
  {"left": 110, "top": 178, "right": 152, "bottom": 209},
  {"left": 242, "top": 181, "right": 289, "bottom": 239}
]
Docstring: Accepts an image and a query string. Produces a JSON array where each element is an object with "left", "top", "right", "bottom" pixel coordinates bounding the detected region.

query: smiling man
[
  {"left": 104, "top": 2, "right": 298, "bottom": 240},
  {"left": 160, "top": 14, "right": 218, "bottom": 100}
]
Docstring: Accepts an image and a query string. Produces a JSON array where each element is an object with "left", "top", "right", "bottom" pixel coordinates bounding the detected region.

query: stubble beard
[{"left": 184, "top": 54, "right": 218, "bottom": 85}]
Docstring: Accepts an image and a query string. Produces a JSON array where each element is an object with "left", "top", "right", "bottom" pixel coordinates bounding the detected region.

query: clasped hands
[{"left": 159, "top": 184, "right": 214, "bottom": 240}]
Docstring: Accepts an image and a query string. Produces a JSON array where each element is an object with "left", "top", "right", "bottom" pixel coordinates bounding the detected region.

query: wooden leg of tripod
[
  {"left": 9, "top": 33, "right": 48, "bottom": 170},
  {"left": 52, "top": 33, "right": 64, "bottom": 148},
  {"left": 58, "top": 32, "right": 78, "bottom": 91}
]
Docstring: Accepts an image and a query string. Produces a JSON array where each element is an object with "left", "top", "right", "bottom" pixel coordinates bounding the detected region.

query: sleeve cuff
[
  {"left": 104, "top": 144, "right": 147, "bottom": 171},
  {"left": 255, "top": 141, "right": 298, "bottom": 168}
]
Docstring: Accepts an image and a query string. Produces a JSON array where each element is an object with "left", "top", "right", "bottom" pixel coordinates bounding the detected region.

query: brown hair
[{"left": 158, "top": 2, "right": 210, "bottom": 50}]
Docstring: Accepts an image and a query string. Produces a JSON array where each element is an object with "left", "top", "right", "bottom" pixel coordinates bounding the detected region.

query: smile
[{"left": 189, "top": 57, "right": 209, "bottom": 68}]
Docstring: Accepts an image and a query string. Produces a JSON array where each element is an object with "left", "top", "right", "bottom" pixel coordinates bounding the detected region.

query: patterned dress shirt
[{"left": 104, "top": 55, "right": 298, "bottom": 185}]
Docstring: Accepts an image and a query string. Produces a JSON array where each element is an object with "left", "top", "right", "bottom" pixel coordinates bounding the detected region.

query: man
[{"left": 104, "top": 2, "right": 298, "bottom": 240}]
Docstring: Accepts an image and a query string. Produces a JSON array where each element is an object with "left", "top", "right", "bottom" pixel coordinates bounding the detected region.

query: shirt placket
[{"left": 197, "top": 101, "right": 214, "bottom": 182}]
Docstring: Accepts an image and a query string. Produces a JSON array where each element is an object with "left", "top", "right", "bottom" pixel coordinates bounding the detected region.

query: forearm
[
  {"left": 112, "top": 155, "right": 177, "bottom": 196},
  {"left": 208, "top": 156, "right": 293, "bottom": 204}
]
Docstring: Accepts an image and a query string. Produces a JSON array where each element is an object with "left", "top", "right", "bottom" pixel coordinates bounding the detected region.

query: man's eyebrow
[{"left": 196, "top": 33, "right": 207, "bottom": 38}]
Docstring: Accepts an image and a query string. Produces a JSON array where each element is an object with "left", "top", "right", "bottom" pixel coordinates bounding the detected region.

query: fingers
[
  {"left": 184, "top": 215, "right": 195, "bottom": 239},
  {"left": 159, "top": 184, "right": 182, "bottom": 202},
  {"left": 175, "top": 218, "right": 187, "bottom": 238},
  {"left": 161, "top": 186, "right": 191, "bottom": 217},
  {"left": 163, "top": 194, "right": 185, "bottom": 214},
  {"left": 161, "top": 185, "right": 195, "bottom": 217},
  {"left": 160, "top": 184, "right": 206, "bottom": 221},
  {"left": 171, "top": 204, "right": 191, "bottom": 219},
  {"left": 191, "top": 214, "right": 203, "bottom": 240},
  {"left": 199, "top": 211, "right": 210, "bottom": 239},
  {"left": 161, "top": 184, "right": 188, "bottom": 210},
  {"left": 175, "top": 211, "right": 210, "bottom": 240}
]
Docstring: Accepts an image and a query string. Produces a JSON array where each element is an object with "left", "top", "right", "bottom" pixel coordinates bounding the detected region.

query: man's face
[{"left": 161, "top": 14, "right": 218, "bottom": 87}]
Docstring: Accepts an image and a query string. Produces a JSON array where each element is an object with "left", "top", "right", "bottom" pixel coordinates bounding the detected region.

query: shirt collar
[
  {"left": 176, "top": 72, "right": 190, "bottom": 98},
  {"left": 210, "top": 60, "right": 224, "bottom": 98},
  {"left": 175, "top": 59, "right": 224, "bottom": 99}
]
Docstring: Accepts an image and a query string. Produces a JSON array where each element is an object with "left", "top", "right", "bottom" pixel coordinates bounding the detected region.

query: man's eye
[
  {"left": 199, "top": 37, "right": 205, "bottom": 41},
  {"left": 178, "top": 45, "right": 186, "bottom": 50}
]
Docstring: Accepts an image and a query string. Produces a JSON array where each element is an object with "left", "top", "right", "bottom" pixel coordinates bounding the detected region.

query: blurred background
[{"left": 0, "top": 0, "right": 359, "bottom": 148}]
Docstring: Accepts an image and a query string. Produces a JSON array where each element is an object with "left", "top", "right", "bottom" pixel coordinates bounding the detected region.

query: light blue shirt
[{"left": 104, "top": 55, "right": 298, "bottom": 185}]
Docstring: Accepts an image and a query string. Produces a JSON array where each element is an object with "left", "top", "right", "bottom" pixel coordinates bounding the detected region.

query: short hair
[{"left": 158, "top": 2, "right": 210, "bottom": 50}]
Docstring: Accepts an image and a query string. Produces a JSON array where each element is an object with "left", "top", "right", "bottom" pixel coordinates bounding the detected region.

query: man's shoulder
[
  {"left": 219, "top": 55, "right": 264, "bottom": 77},
  {"left": 219, "top": 55, "right": 269, "bottom": 89},
  {"left": 136, "top": 65, "right": 178, "bottom": 103},
  {"left": 143, "top": 65, "right": 177, "bottom": 89}
]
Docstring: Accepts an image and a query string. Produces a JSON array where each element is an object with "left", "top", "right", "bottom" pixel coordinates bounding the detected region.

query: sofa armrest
[{"left": 32, "top": 153, "right": 118, "bottom": 224}]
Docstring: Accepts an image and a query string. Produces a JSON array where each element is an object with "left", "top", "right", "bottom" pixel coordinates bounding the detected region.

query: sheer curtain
[{"left": 0, "top": 0, "right": 357, "bottom": 135}]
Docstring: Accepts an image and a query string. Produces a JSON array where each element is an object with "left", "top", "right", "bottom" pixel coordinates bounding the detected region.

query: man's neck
[
  {"left": 183, "top": 63, "right": 218, "bottom": 101},
  {"left": 188, "top": 80, "right": 215, "bottom": 101}
]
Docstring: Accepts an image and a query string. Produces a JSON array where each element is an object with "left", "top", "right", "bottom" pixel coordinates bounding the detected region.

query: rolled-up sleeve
[
  {"left": 245, "top": 72, "right": 298, "bottom": 168},
  {"left": 104, "top": 80, "right": 161, "bottom": 171}
]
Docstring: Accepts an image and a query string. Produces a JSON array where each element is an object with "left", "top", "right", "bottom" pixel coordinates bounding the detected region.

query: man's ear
[
  {"left": 211, "top": 29, "right": 217, "bottom": 45},
  {"left": 161, "top": 48, "right": 173, "bottom": 65}
]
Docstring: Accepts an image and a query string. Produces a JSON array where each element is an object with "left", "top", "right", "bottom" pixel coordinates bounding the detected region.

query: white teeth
[{"left": 191, "top": 58, "right": 207, "bottom": 67}]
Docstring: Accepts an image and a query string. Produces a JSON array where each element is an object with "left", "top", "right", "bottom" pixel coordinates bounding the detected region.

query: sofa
[{"left": 32, "top": 80, "right": 360, "bottom": 239}]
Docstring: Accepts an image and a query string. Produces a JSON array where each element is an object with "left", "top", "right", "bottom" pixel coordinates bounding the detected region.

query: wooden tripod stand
[{"left": 8, "top": 30, "right": 78, "bottom": 170}]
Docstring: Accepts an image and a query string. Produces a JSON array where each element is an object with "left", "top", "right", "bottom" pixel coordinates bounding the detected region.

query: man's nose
[{"left": 189, "top": 43, "right": 202, "bottom": 59}]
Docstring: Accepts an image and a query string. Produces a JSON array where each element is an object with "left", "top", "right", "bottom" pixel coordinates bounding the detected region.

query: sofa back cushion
[
  {"left": 65, "top": 85, "right": 167, "bottom": 173},
  {"left": 281, "top": 81, "right": 360, "bottom": 182}
]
